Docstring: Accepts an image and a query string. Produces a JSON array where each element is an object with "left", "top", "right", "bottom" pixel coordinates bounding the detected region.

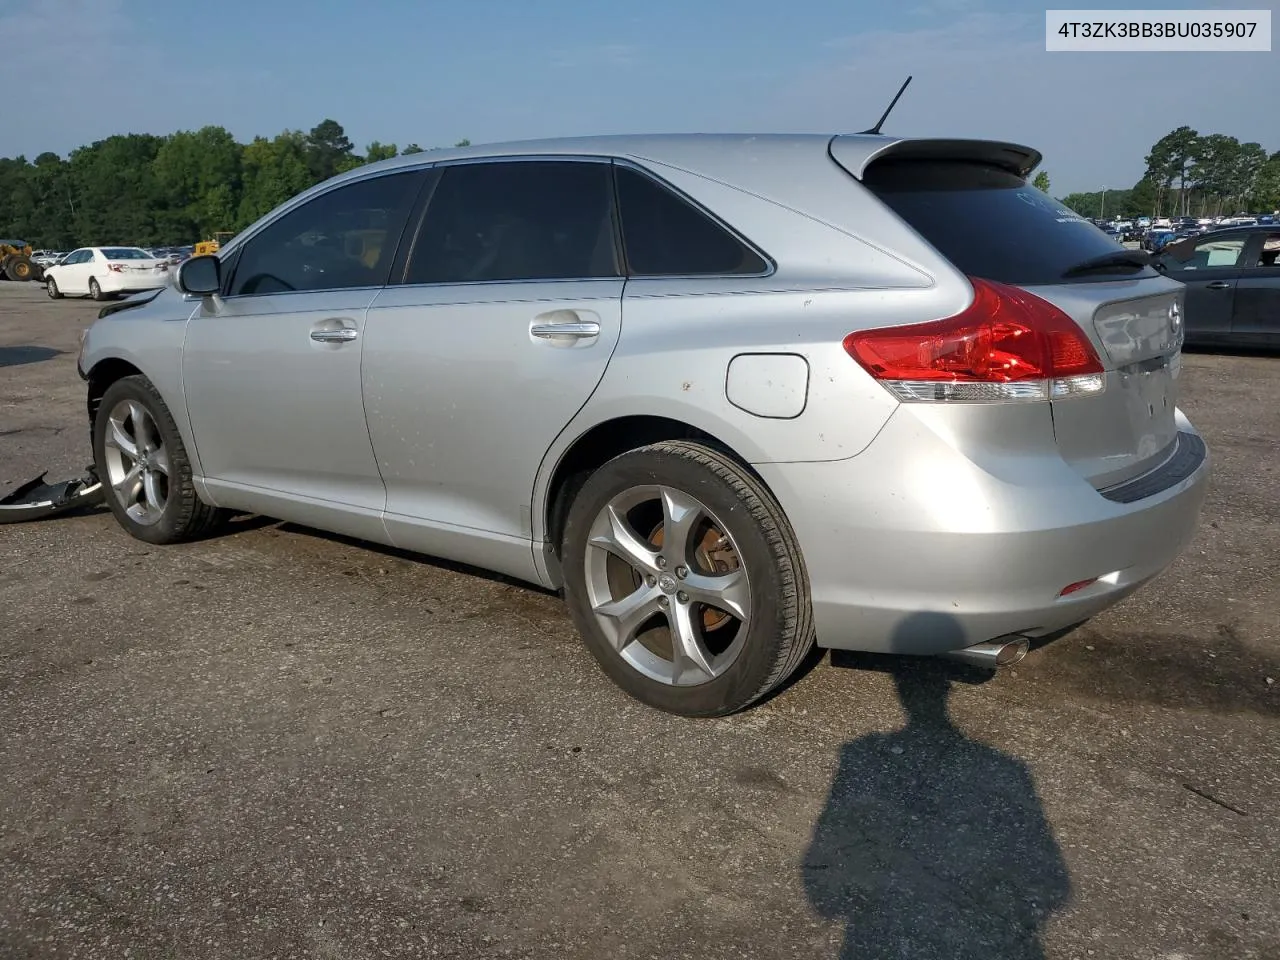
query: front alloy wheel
[
  {"left": 102, "top": 398, "right": 170, "bottom": 525},
  {"left": 92, "top": 374, "right": 227, "bottom": 544}
]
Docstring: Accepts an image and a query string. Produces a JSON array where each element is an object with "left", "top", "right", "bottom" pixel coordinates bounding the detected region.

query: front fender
[{"left": 80, "top": 291, "right": 203, "bottom": 482}]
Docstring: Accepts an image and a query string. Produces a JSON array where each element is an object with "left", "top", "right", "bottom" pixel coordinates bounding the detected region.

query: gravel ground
[{"left": 1, "top": 280, "right": 1277, "bottom": 960}]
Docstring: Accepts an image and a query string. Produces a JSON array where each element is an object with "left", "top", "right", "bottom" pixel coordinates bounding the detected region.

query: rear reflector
[
  {"left": 1058, "top": 577, "right": 1098, "bottom": 597},
  {"left": 843, "top": 277, "right": 1106, "bottom": 403}
]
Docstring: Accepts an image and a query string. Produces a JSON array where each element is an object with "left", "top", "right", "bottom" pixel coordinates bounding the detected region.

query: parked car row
[{"left": 33, "top": 243, "right": 195, "bottom": 273}]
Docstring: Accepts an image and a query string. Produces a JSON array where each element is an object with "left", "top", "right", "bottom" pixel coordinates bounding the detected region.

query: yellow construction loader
[
  {"left": 193, "top": 232, "right": 235, "bottom": 257},
  {"left": 0, "top": 239, "right": 41, "bottom": 281}
]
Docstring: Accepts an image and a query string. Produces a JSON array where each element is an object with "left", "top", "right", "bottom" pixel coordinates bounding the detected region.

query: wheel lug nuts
[
  {"left": 646, "top": 575, "right": 656, "bottom": 587},
  {"left": 656, "top": 556, "right": 667, "bottom": 570},
  {"left": 675, "top": 565, "right": 688, "bottom": 579},
  {"left": 657, "top": 596, "right": 669, "bottom": 608},
  {"left": 677, "top": 591, "right": 689, "bottom": 604}
]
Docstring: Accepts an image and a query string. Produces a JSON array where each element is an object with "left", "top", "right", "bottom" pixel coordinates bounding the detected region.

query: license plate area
[{"left": 1113, "top": 358, "right": 1178, "bottom": 457}]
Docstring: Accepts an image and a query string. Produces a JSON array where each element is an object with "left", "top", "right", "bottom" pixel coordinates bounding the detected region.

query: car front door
[
  {"left": 181, "top": 168, "right": 428, "bottom": 541},
  {"left": 1230, "top": 231, "right": 1280, "bottom": 345},
  {"left": 1160, "top": 232, "right": 1248, "bottom": 344},
  {"left": 59, "top": 249, "right": 92, "bottom": 293},
  {"left": 361, "top": 158, "right": 624, "bottom": 580}
]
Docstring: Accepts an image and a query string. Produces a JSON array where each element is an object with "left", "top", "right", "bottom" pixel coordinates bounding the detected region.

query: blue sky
[{"left": 3, "top": 0, "right": 1277, "bottom": 193}]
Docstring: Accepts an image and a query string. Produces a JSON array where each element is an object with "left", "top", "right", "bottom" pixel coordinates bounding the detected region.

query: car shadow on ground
[
  {"left": 0, "top": 345, "right": 63, "bottom": 368},
  {"left": 804, "top": 611, "right": 1071, "bottom": 959}
]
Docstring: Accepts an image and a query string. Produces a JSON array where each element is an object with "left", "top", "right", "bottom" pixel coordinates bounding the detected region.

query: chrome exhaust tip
[{"left": 938, "top": 635, "right": 1031, "bottom": 670}]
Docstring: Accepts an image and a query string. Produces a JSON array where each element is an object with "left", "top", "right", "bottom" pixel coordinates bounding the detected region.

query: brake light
[
  {"left": 107, "top": 263, "right": 124, "bottom": 273},
  {"left": 843, "top": 277, "right": 1106, "bottom": 403}
]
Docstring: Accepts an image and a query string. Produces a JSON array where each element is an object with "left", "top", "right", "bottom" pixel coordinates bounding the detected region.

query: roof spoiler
[{"left": 829, "top": 136, "right": 1043, "bottom": 180}]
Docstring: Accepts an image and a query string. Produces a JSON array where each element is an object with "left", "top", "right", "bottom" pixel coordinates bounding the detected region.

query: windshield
[
  {"left": 862, "top": 160, "right": 1159, "bottom": 284},
  {"left": 101, "top": 247, "right": 153, "bottom": 260}
]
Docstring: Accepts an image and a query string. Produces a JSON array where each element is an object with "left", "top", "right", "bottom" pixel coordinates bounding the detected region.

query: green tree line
[
  {"left": 0, "top": 119, "right": 470, "bottom": 248},
  {"left": 1059, "top": 127, "right": 1280, "bottom": 220}
]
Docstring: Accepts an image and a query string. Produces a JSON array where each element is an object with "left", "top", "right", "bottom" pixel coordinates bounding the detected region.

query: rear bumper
[
  {"left": 99, "top": 274, "right": 168, "bottom": 294},
  {"left": 754, "top": 406, "right": 1210, "bottom": 655}
]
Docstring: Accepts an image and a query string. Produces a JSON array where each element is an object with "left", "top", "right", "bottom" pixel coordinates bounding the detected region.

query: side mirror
[{"left": 177, "top": 255, "right": 221, "bottom": 296}]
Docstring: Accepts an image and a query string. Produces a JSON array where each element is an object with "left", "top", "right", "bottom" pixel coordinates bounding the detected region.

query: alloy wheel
[
  {"left": 101, "top": 399, "right": 170, "bottom": 525},
  {"left": 583, "top": 485, "right": 751, "bottom": 686}
]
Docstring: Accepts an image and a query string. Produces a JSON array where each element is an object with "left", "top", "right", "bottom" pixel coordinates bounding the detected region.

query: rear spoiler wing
[{"left": 829, "top": 135, "right": 1043, "bottom": 180}]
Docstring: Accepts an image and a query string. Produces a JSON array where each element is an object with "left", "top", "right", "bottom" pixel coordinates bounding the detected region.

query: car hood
[{"left": 96, "top": 281, "right": 185, "bottom": 319}]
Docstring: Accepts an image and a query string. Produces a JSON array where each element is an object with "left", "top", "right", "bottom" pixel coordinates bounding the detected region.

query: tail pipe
[{"left": 938, "top": 634, "right": 1030, "bottom": 669}]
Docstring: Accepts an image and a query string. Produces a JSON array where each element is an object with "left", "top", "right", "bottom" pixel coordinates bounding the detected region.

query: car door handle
[
  {"left": 1205, "top": 281, "right": 1232, "bottom": 290},
  {"left": 530, "top": 320, "right": 600, "bottom": 341},
  {"left": 310, "top": 328, "right": 359, "bottom": 343},
  {"left": 310, "top": 318, "right": 359, "bottom": 343}
]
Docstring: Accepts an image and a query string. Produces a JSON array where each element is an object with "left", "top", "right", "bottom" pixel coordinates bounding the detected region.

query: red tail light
[
  {"left": 843, "top": 277, "right": 1106, "bottom": 403},
  {"left": 107, "top": 263, "right": 124, "bottom": 273}
]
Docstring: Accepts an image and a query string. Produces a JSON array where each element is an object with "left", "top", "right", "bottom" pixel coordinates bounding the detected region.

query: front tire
[
  {"left": 89, "top": 277, "right": 107, "bottom": 301},
  {"left": 5, "top": 257, "right": 34, "bottom": 281},
  {"left": 46, "top": 276, "right": 61, "bottom": 299},
  {"left": 92, "top": 375, "right": 227, "bottom": 544},
  {"left": 561, "top": 440, "right": 815, "bottom": 717}
]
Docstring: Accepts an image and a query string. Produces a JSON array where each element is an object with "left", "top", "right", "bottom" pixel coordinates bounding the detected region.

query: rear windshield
[
  {"left": 862, "top": 160, "right": 1157, "bottom": 284},
  {"left": 101, "top": 247, "right": 151, "bottom": 260}
]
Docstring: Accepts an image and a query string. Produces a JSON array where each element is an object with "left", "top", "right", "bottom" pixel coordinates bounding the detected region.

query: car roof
[{"left": 316, "top": 131, "right": 1040, "bottom": 189}]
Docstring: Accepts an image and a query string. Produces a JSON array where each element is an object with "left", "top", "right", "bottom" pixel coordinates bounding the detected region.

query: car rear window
[{"left": 861, "top": 160, "right": 1156, "bottom": 284}]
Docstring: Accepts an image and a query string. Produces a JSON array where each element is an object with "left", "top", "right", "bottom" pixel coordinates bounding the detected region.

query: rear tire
[
  {"left": 92, "top": 375, "right": 227, "bottom": 545},
  {"left": 561, "top": 440, "right": 815, "bottom": 717},
  {"left": 89, "top": 277, "right": 107, "bottom": 301}
]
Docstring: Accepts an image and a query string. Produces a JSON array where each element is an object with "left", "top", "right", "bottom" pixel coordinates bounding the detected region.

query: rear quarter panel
[{"left": 531, "top": 151, "right": 976, "bottom": 543}]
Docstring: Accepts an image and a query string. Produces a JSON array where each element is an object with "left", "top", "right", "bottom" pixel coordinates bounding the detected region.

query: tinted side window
[
  {"left": 229, "top": 171, "right": 423, "bottom": 296},
  {"left": 863, "top": 159, "right": 1158, "bottom": 285},
  {"left": 1161, "top": 235, "right": 1247, "bottom": 272},
  {"left": 615, "top": 166, "right": 767, "bottom": 276},
  {"left": 405, "top": 161, "right": 618, "bottom": 284},
  {"left": 1252, "top": 233, "right": 1280, "bottom": 268}
]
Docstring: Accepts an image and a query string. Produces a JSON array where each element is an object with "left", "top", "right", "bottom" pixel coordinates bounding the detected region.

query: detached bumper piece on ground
[{"left": 0, "top": 466, "right": 104, "bottom": 524}]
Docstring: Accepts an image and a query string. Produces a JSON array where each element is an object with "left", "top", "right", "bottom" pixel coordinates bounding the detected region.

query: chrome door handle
[
  {"left": 530, "top": 321, "right": 600, "bottom": 341},
  {"left": 310, "top": 327, "right": 359, "bottom": 343},
  {"left": 1205, "top": 281, "right": 1231, "bottom": 290}
]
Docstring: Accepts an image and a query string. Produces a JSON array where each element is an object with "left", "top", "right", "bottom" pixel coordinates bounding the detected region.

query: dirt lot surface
[{"left": 1, "top": 281, "right": 1277, "bottom": 959}]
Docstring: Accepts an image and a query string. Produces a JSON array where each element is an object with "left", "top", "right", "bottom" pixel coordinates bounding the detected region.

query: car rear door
[
  {"left": 360, "top": 158, "right": 624, "bottom": 577},
  {"left": 181, "top": 168, "right": 427, "bottom": 541},
  {"left": 1157, "top": 232, "right": 1248, "bottom": 343},
  {"left": 1230, "top": 231, "right": 1280, "bottom": 345}
]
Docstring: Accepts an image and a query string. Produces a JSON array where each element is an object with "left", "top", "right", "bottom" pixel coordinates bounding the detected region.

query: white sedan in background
[{"left": 44, "top": 247, "right": 170, "bottom": 301}]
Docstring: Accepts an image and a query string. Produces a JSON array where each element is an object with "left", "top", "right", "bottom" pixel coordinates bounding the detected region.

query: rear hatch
[{"left": 838, "top": 141, "right": 1184, "bottom": 491}]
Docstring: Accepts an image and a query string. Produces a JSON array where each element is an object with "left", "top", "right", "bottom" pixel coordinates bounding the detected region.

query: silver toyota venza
[{"left": 77, "top": 133, "right": 1210, "bottom": 716}]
